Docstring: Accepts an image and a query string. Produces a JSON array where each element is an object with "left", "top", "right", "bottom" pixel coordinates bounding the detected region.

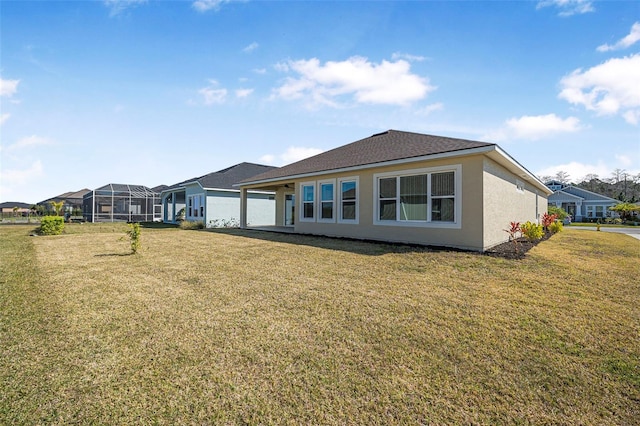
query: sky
[{"left": 1, "top": 0, "right": 639, "bottom": 204}]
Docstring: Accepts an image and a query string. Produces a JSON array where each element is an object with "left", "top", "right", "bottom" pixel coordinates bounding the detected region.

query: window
[
  {"left": 301, "top": 183, "right": 315, "bottom": 221},
  {"left": 400, "top": 174, "right": 428, "bottom": 221},
  {"left": 379, "top": 177, "right": 397, "bottom": 221},
  {"left": 338, "top": 178, "right": 358, "bottom": 223},
  {"left": 319, "top": 181, "right": 335, "bottom": 221},
  {"left": 374, "top": 165, "right": 461, "bottom": 228},
  {"left": 431, "top": 172, "right": 455, "bottom": 222},
  {"left": 188, "top": 195, "right": 204, "bottom": 218}
]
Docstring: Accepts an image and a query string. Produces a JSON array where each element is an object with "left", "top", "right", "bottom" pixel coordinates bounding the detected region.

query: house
[
  {"left": 161, "top": 162, "right": 277, "bottom": 227},
  {"left": 39, "top": 188, "right": 90, "bottom": 216},
  {"left": 0, "top": 201, "right": 32, "bottom": 218},
  {"left": 238, "top": 130, "right": 552, "bottom": 252},
  {"left": 83, "top": 184, "right": 161, "bottom": 223},
  {"left": 546, "top": 180, "right": 620, "bottom": 221}
]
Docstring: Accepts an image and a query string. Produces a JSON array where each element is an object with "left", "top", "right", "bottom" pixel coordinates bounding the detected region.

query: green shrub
[
  {"left": 125, "top": 223, "right": 141, "bottom": 254},
  {"left": 549, "top": 221, "right": 563, "bottom": 234},
  {"left": 179, "top": 220, "right": 205, "bottom": 230},
  {"left": 38, "top": 216, "right": 64, "bottom": 235},
  {"left": 520, "top": 221, "right": 544, "bottom": 242},
  {"left": 548, "top": 206, "right": 568, "bottom": 220}
]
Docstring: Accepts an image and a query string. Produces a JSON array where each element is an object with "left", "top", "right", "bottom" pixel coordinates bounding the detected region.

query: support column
[{"left": 240, "top": 187, "right": 248, "bottom": 229}]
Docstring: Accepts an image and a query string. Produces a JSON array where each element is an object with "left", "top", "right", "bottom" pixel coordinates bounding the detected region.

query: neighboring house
[
  {"left": 162, "top": 162, "right": 277, "bottom": 227},
  {"left": 0, "top": 201, "right": 32, "bottom": 217},
  {"left": 83, "top": 184, "right": 162, "bottom": 222},
  {"left": 39, "top": 188, "right": 91, "bottom": 215},
  {"left": 238, "top": 130, "right": 552, "bottom": 252},
  {"left": 546, "top": 180, "right": 620, "bottom": 221}
]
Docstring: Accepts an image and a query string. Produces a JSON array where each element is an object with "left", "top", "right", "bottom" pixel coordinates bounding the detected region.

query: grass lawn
[{"left": 1, "top": 224, "right": 638, "bottom": 424}]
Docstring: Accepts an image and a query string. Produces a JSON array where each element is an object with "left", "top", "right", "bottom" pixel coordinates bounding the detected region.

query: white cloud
[
  {"left": 235, "top": 88, "right": 254, "bottom": 98},
  {"left": 622, "top": 110, "right": 640, "bottom": 125},
  {"left": 597, "top": 22, "right": 640, "bottom": 52},
  {"left": 536, "top": 0, "right": 594, "bottom": 16},
  {"left": 559, "top": 54, "right": 640, "bottom": 124},
  {"left": 103, "top": 0, "right": 147, "bottom": 16},
  {"left": 253, "top": 68, "right": 267, "bottom": 75},
  {"left": 0, "top": 160, "right": 44, "bottom": 186},
  {"left": 415, "top": 102, "right": 444, "bottom": 116},
  {"left": 615, "top": 154, "right": 633, "bottom": 168},
  {"left": 5, "top": 135, "right": 53, "bottom": 152},
  {"left": 391, "top": 52, "right": 427, "bottom": 62},
  {"left": 485, "top": 114, "right": 582, "bottom": 142},
  {"left": 243, "top": 42, "right": 259, "bottom": 53},
  {"left": 536, "top": 161, "right": 611, "bottom": 183},
  {"left": 199, "top": 80, "right": 227, "bottom": 105},
  {"left": 0, "top": 113, "right": 10, "bottom": 125},
  {"left": 192, "top": 0, "right": 235, "bottom": 12},
  {"left": 272, "top": 56, "right": 435, "bottom": 108},
  {"left": 0, "top": 78, "right": 19, "bottom": 97},
  {"left": 259, "top": 146, "right": 324, "bottom": 166}
]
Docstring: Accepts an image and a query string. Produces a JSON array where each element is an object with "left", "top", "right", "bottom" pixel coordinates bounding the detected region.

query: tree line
[{"left": 540, "top": 169, "right": 640, "bottom": 203}]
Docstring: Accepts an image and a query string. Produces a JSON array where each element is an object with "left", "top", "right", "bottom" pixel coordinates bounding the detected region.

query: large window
[
  {"left": 339, "top": 177, "right": 358, "bottom": 223},
  {"left": 374, "top": 165, "right": 461, "bottom": 227},
  {"left": 301, "top": 183, "right": 315, "bottom": 221}
]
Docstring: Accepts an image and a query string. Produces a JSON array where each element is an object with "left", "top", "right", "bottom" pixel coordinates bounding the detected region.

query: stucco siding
[
  {"left": 291, "top": 155, "right": 487, "bottom": 251},
  {"left": 207, "top": 190, "right": 275, "bottom": 227},
  {"left": 247, "top": 194, "right": 276, "bottom": 226},
  {"left": 482, "top": 158, "right": 544, "bottom": 249}
]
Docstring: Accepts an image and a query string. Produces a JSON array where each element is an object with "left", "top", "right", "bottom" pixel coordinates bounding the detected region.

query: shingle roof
[
  {"left": 559, "top": 186, "right": 620, "bottom": 203},
  {"left": 165, "top": 162, "right": 277, "bottom": 192},
  {"left": 0, "top": 201, "right": 32, "bottom": 209},
  {"left": 241, "top": 130, "right": 495, "bottom": 184},
  {"left": 39, "top": 189, "right": 91, "bottom": 204}
]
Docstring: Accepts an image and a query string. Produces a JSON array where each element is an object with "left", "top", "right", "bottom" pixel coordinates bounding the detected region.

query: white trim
[
  {"left": 299, "top": 181, "right": 316, "bottom": 223},
  {"left": 373, "top": 164, "right": 462, "bottom": 229},
  {"left": 337, "top": 176, "right": 359, "bottom": 224},
  {"left": 317, "top": 179, "right": 336, "bottom": 223}
]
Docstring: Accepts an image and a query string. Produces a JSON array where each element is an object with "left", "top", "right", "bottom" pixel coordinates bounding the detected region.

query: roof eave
[
  {"left": 487, "top": 146, "right": 553, "bottom": 195},
  {"left": 238, "top": 146, "right": 501, "bottom": 187}
]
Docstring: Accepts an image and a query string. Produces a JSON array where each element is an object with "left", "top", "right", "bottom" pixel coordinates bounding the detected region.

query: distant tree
[
  {"left": 554, "top": 171, "right": 571, "bottom": 184},
  {"left": 611, "top": 168, "right": 626, "bottom": 184},
  {"left": 12, "top": 206, "right": 19, "bottom": 217},
  {"left": 579, "top": 173, "right": 600, "bottom": 192},
  {"left": 49, "top": 201, "right": 65, "bottom": 216},
  {"left": 609, "top": 203, "right": 640, "bottom": 221}
]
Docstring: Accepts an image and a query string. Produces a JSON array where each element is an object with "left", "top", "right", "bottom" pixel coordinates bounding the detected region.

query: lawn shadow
[
  {"left": 205, "top": 227, "right": 469, "bottom": 257},
  {"left": 95, "top": 252, "right": 135, "bottom": 257}
]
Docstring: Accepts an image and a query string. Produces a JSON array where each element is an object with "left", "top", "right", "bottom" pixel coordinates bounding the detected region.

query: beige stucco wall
[
  {"left": 290, "top": 155, "right": 487, "bottom": 251},
  {"left": 482, "top": 157, "right": 546, "bottom": 249},
  {"left": 243, "top": 153, "right": 548, "bottom": 252}
]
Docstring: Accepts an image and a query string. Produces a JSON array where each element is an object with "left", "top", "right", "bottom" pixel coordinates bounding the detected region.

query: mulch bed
[{"left": 484, "top": 233, "right": 553, "bottom": 260}]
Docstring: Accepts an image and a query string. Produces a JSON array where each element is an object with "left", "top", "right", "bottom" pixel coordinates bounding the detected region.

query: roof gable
[
  {"left": 562, "top": 186, "right": 620, "bottom": 202},
  {"left": 241, "top": 130, "right": 495, "bottom": 183},
  {"left": 549, "top": 190, "right": 584, "bottom": 202},
  {"left": 165, "top": 162, "right": 277, "bottom": 192}
]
